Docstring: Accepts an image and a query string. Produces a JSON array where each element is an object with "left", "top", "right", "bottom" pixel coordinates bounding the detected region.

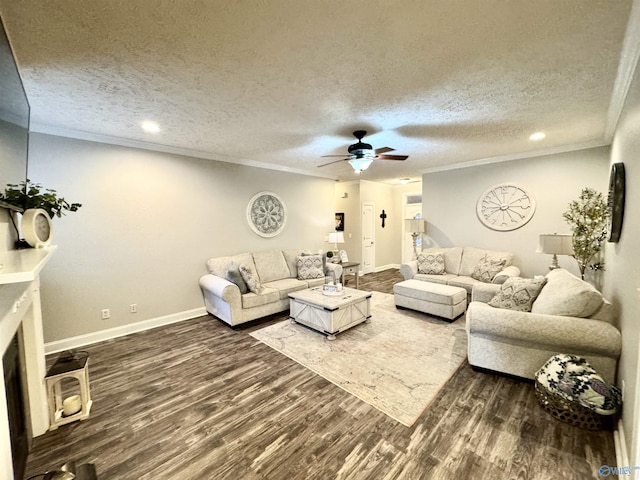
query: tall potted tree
[{"left": 562, "top": 187, "right": 607, "bottom": 280}]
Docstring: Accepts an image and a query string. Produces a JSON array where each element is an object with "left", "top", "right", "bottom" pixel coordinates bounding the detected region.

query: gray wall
[
  {"left": 422, "top": 147, "right": 610, "bottom": 278},
  {"left": 606, "top": 56, "right": 640, "bottom": 461},
  {"left": 26, "top": 133, "right": 336, "bottom": 342}
]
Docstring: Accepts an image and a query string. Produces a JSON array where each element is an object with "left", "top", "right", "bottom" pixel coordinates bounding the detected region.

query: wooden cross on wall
[{"left": 380, "top": 209, "right": 387, "bottom": 228}]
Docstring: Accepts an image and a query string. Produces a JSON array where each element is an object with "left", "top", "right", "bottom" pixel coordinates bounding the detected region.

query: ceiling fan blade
[
  {"left": 321, "top": 154, "right": 351, "bottom": 158},
  {"left": 318, "top": 158, "right": 348, "bottom": 167},
  {"left": 375, "top": 147, "right": 395, "bottom": 154},
  {"left": 377, "top": 154, "right": 408, "bottom": 161}
]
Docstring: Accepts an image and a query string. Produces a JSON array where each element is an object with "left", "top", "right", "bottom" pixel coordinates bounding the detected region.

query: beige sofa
[
  {"left": 466, "top": 268, "right": 622, "bottom": 382},
  {"left": 199, "top": 249, "right": 342, "bottom": 326},
  {"left": 399, "top": 246, "right": 521, "bottom": 295}
]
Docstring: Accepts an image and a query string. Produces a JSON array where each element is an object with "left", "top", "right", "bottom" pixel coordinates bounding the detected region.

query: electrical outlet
[
  {"left": 101, "top": 308, "right": 110, "bottom": 320},
  {"left": 130, "top": 304, "right": 137, "bottom": 313}
]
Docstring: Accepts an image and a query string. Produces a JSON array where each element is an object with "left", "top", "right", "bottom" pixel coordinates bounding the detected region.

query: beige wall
[
  {"left": 421, "top": 147, "right": 610, "bottom": 278},
  {"left": 26, "top": 133, "right": 336, "bottom": 343},
  {"left": 606, "top": 55, "right": 640, "bottom": 461}
]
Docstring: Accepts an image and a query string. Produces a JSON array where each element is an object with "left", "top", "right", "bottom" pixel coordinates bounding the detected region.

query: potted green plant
[
  {"left": 563, "top": 187, "right": 607, "bottom": 280},
  {"left": 1, "top": 179, "right": 82, "bottom": 248}
]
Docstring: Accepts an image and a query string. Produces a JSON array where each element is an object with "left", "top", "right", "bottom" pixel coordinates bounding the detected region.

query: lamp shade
[
  {"left": 405, "top": 218, "right": 426, "bottom": 233},
  {"left": 327, "top": 232, "right": 345, "bottom": 244},
  {"left": 536, "top": 234, "right": 574, "bottom": 255}
]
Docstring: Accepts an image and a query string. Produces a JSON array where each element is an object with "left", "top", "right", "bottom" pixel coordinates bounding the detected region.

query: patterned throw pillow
[
  {"left": 471, "top": 255, "right": 507, "bottom": 282},
  {"left": 239, "top": 263, "right": 263, "bottom": 294},
  {"left": 488, "top": 276, "right": 547, "bottom": 312},
  {"left": 297, "top": 255, "right": 325, "bottom": 280},
  {"left": 226, "top": 262, "right": 249, "bottom": 294},
  {"left": 417, "top": 253, "right": 445, "bottom": 275}
]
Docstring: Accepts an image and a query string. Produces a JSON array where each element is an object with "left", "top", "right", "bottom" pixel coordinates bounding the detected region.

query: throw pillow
[
  {"left": 531, "top": 268, "right": 603, "bottom": 318},
  {"left": 471, "top": 255, "right": 506, "bottom": 282},
  {"left": 239, "top": 263, "right": 263, "bottom": 294},
  {"left": 297, "top": 254, "right": 325, "bottom": 280},
  {"left": 488, "top": 276, "right": 547, "bottom": 312},
  {"left": 417, "top": 253, "right": 445, "bottom": 275},
  {"left": 302, "top": 251, "right": 329, "bottom": 275},
  {"left": 226, "top": 262, "right": 249, "bottom": 294}
]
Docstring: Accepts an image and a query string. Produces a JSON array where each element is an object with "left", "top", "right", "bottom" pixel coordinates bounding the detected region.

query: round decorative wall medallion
[
  {"left": 246, "top": 191, "right": 287, "bottom": 237},
  {"left": 607, "top": 162, "right": 625, "bottom": 242},
  {"left": 476, "top": 183, "right": 536, "bottom": 231}
]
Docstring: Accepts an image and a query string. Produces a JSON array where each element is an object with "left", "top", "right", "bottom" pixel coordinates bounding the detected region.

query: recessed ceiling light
[
  {"left": 141, "top": 121, "right": 160, "bottom": 133},
  {"left": 529, "top": 132, "right": 546, "bottom": 141},
  {"left": 399, "top": 178, "right": 410, "bottom": 184}
]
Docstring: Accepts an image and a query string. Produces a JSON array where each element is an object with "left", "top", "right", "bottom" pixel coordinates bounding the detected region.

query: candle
[{"left": 62, "top": 395, "right": 82, "bottom": 416}]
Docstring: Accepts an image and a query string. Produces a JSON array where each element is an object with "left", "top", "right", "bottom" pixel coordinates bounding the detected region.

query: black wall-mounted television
[{"left": 0, "top": 14, "right": 29, "bottom": 204}]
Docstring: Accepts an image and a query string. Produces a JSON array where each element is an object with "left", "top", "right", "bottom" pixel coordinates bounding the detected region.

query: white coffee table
[{"left": 288, "top": 286, "right": 372, "bottom": 340}]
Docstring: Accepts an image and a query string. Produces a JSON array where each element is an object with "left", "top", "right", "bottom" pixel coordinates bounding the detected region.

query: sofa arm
[
  {"left": 400, "top": 261, "right": 418, "bottom": 280},
  {"left": 492, "top": 265, "right": 521, "bottom": 284},
  {"left": 466, "top": 302, "right": 622, "bottom": 357},
  {"left": 199, "top": 274, "right": 240, "bottom": 303},
  {"left": 471, "top": 283, "right": 501, "bottom": 303}
]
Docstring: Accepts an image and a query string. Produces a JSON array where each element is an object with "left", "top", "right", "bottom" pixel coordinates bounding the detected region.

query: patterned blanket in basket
[{"left": 535, "top": 354, "right": 621, "bottom": 415}]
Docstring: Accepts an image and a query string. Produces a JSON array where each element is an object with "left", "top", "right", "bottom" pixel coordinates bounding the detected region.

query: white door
[
  {"left": 362, "top": 202, "right": 375, "bottom": 274},
  {"left": 403, "top": 203, "right": 423, "bottom": 263}
]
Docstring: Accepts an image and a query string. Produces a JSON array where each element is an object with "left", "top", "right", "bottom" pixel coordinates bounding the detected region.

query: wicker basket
[{"left": 534, "top": 380, "right": 614, "bottom": 431}]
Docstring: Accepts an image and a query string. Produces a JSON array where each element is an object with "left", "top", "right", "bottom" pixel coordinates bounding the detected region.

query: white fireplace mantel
[{"left": 1, "top": 246, "right": 56, "bottom": 480}]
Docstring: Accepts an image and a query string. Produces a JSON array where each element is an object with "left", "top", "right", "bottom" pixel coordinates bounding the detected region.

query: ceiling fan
[{"left": 318, "top": 130, "right": 409, "bottom": 172}]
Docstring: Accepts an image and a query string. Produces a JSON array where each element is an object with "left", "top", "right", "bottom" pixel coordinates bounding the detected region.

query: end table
[{"left": 341, "top": 261, "right": 360, "bottom": 289}]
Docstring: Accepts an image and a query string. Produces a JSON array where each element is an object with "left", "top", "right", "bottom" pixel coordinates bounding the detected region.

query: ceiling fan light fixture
[{"left": 348, "top": 158, "right": 373, "bottom": 172}]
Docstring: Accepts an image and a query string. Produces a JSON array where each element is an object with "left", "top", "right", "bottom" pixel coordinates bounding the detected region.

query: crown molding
[
  {"left": 28, "top": 122, "right": 338, "bottom": 181},
  {"left": 419, "top": 140, "right": 608, "bottom": 174},
  {"left": 605, "top": 0, "right": 640, "bottom": 141}
]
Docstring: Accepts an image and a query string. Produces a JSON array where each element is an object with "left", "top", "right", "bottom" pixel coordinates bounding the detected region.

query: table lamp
[
  {"left": 405, "top": 219, "right": 426, "bottom": 259},
  {"left": 536, "top": 233, "right": 574, "bottom": 270}
]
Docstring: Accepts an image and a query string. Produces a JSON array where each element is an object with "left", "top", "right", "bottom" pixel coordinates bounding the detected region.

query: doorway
[{"left": 362, "top": 202, "right": 375, "bottom": 274}]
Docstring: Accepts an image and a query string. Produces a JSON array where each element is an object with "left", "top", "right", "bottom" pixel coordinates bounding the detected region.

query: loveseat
[
  {"left": 199, "top": 249, "right": 343, "bottom": 327},
  {"left": 466, "top": 268, "right": 622, "bottom": 382},
  {"left": 399, "top": 246, "right": 521, "bottom": 296}
]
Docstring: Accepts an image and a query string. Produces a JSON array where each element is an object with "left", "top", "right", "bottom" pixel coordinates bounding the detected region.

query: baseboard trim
[
  {"left": 374, "top": 264, "right": 400, "bottom": 273},
  {"left": 44, "top": 307, "right": 208, "bottom": 354},
  {"left": 614, "top": 418, "right": 629, "bottom": 470}
]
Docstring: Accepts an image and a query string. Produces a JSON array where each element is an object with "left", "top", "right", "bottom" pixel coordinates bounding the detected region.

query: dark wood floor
[{"left": 24, "top": 269, "right": 616, "bottom": 479}]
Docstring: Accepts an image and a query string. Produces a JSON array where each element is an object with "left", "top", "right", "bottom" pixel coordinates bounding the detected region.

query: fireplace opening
[{"left": 4, "top": 333, "right": 28, "bottom": 480}]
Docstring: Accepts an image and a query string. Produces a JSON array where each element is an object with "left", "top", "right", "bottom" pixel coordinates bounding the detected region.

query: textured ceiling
[{"left": 0, "top": 0, "right": 637, "bottom": 184}]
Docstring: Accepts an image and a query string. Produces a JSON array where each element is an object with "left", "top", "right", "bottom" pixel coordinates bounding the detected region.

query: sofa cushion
[
  {"left": 207, "top": 255, "right": 231, "bottom": 278},
  {"left": 488, "top": 276, "right": 547, "bottom": 312},
  {"left": 531, "top": 268, "right": 604, "bottom": 318},
  {"left": 297, "top": 255, "right": 325, "bottom": 280},
  {"left": 447, "top": 276, "right": 483, "bottom": 294},
  {"left": 253, "top": 250, "right": 291, "bottom": 283},
  {"left": 283, "top": 249, "right": 308, "bottom": 277},
  {"left": 417, "top": 252, "right": 445, "bottom": 275},
  {"left": 471, "top": 255, "right": 507, "bottom": 282},
  {"left": 239, "top": 263, "right": 264, "bottom": 294},
  {"left": 263, "top": 278, "right": 308, "bottom": 300},
  {"left": 226, "top": 262, "right": 249, "bottom": 294},
  {"left": 421, "top": 247, "right": 463, "bottom": 275},
  {"left": 241, "top": 288, "right": 279, "bottom": 309},
  {"left": 459, "top": 247, "right": 513, "bottom": 277}
]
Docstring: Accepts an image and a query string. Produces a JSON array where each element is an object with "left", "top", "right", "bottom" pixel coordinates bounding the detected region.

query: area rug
[{"left": 250, "top": 292, "right": 467, "bottom": 427}]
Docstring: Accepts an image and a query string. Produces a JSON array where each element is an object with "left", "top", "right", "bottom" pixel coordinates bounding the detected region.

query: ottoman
[{"left": 393, "top": 279, "right": 467, "bottom": 321}]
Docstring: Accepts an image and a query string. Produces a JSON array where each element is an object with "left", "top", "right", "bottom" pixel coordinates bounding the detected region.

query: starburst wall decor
[{"left": 246, "top": 191, "right": 287, "bottom": 237}]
